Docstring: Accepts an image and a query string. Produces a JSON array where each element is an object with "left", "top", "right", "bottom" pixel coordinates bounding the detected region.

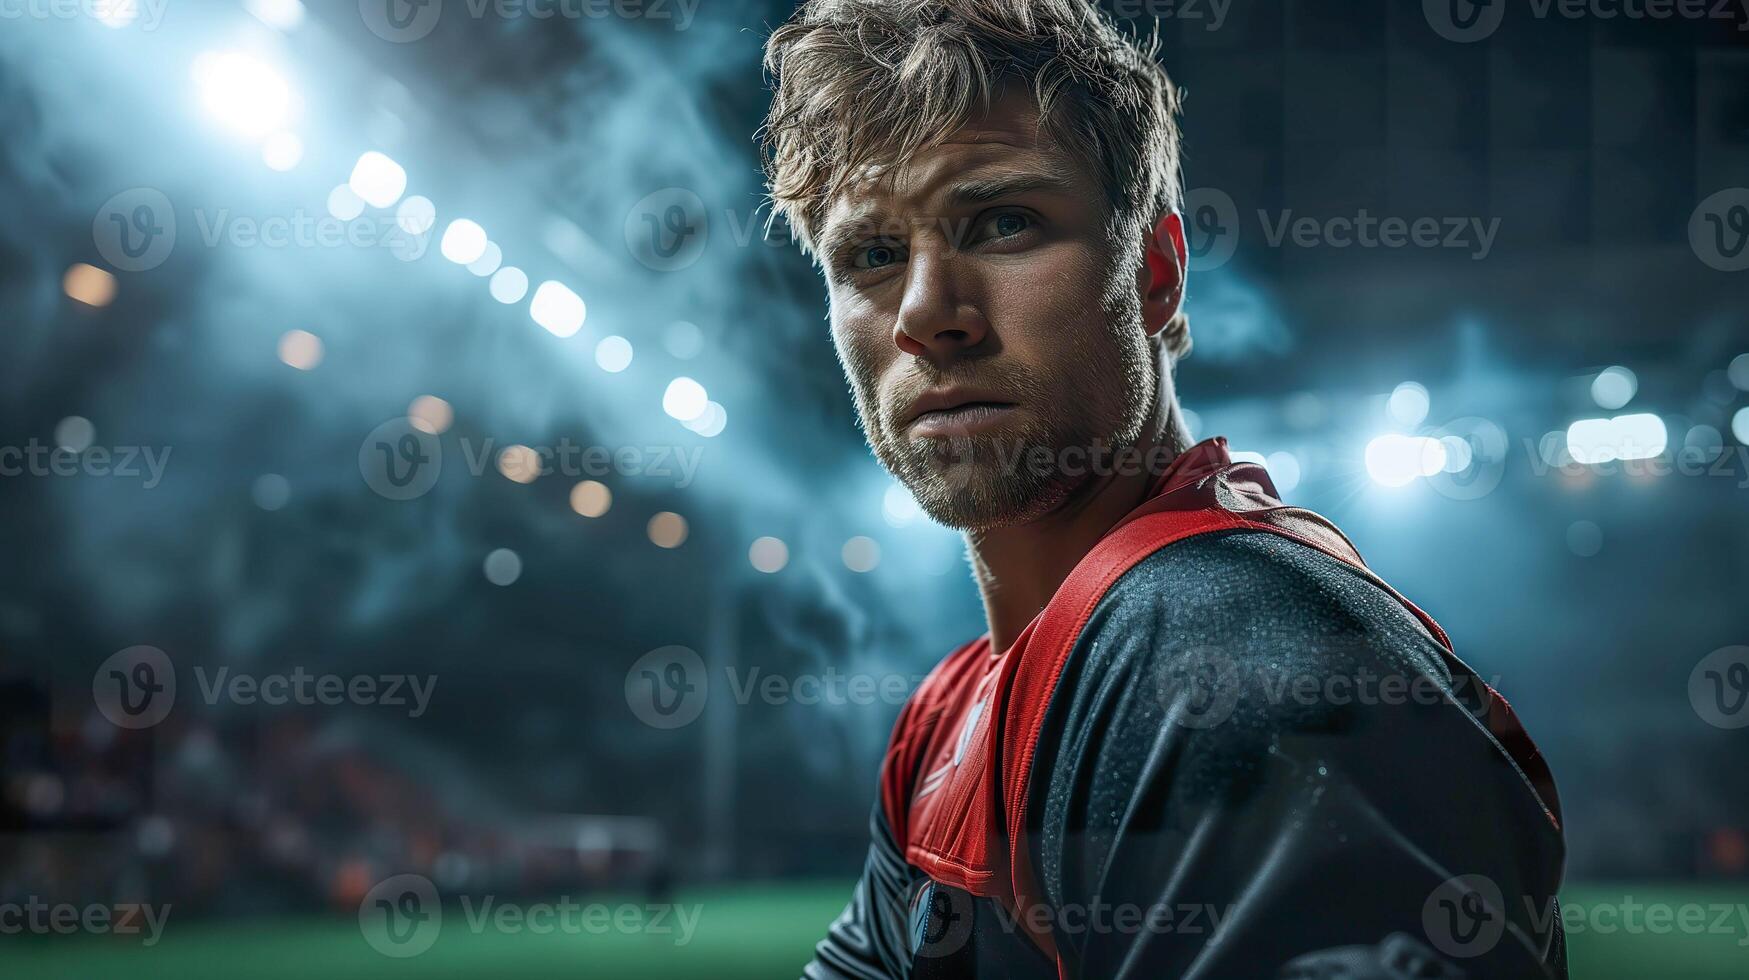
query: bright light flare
[
  {"left": 1566, "top": 413, "right": 1667, "bottom": 465},
  {"left": 192, "top": 51, "right": 297, "bottom": 140},
  {"left": 245, "top": 0, "right": 306, "bottom": 31},
  {"left": 261, "top": 132, "right": 303, "bottom": 171},
  {"left": 1365, "top": 434, "right": 1446, "bottom": 488}
]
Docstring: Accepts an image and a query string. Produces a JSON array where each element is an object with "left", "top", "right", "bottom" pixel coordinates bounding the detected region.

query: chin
[{"left": 905, "top": 462, "right": 1077, "bottom": 532}]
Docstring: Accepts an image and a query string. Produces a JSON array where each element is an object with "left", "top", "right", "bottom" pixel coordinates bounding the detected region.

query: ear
[{"left": 1136, "top": 212, "right": 1188, "bottom": 347}]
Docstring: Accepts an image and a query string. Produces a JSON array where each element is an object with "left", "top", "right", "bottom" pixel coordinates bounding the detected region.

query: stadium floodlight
[
  {"left": 1365, "top": 434, "right": 1446, "bottom": 488},
  {"left": 193, "top": 50, "right": 297, "bottom": 140}
]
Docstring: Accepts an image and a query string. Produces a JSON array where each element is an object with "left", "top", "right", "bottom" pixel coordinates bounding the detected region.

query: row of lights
[{"left": 1355, "top": 367, "right": 1749, "bottom": 489}]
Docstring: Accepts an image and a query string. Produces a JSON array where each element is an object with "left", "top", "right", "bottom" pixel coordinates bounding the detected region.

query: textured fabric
[
  {"left": 804, "top": 441, "right": 1564, "bottom": 979},
  {"left": 1029, "top": 530, "right": 1565, "bottom": 978}
]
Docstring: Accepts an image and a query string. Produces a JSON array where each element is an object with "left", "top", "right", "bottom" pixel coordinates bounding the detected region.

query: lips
[{"left": 901, "top": 388, "right": 1018, "bottom": 438}]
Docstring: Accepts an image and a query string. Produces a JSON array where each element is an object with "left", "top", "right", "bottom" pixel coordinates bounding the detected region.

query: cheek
[
  {"left": 829, "top": 307, "right": 893, "bottom": 414},
  {"left": 987, "top": 245, "right": 1123, "bottom": 374}
]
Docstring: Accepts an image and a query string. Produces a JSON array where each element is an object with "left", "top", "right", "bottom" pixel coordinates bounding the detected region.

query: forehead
[{"left": 817, "top": 93, "right": 1092, "bottom": 239}]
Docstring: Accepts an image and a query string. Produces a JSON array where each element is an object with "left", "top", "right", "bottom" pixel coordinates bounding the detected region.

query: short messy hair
[{"left": 758, "top": 0, "right": 1184, "bottom": 264}]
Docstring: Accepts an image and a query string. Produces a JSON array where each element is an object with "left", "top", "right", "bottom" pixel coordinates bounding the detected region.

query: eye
[
  {"left": 992, "top": 212, "right": 1029, "bottom": 237},
  {"left": 852, "top": 240, "right": 906, "bottom": 271},
  {"left": 974, "top": 210, "right": 1034, "bottom": 243}
]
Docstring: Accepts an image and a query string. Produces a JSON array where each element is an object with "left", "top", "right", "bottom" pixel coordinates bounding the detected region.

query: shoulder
[
  {"left": 1029, "top": 528, "right": 1520, "bottom": 848},
  {"left": 1052, "top": 529, "right": 1461, "bottom": 738},
  {"left": 1093, "top": 527, "right": 1449, "bottom": 664}
]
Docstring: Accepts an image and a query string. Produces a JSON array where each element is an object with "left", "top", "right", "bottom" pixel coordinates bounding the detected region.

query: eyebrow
[{"left": 818, "top": 167, "right": 1080, "bottom": 267}]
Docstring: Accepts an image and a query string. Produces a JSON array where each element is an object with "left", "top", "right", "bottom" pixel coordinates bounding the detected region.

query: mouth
[{"left": 904, "top": 399, "right": 1019, "bottom": 438}]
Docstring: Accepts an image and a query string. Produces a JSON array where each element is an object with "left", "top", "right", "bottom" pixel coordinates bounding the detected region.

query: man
[{"left": 760, "top": 1, "right": 1565, "bottom": 977}]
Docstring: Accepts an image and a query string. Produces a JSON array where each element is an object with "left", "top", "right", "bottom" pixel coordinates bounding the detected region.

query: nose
[{"left": 892, "top": 247, "right": 988, "bottom": 360}]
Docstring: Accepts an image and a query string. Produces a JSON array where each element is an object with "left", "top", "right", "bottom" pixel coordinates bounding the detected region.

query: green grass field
[{"left": 1, "top": 882, "right": 1743, "bottom": 978}]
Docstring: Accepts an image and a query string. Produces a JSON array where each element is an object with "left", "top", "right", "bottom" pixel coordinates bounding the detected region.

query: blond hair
[{"left": 759, "top": 0, "right": 1184, "bottom": 268}]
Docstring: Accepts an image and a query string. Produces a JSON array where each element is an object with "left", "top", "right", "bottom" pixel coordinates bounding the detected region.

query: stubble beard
[{"left": 855, "top": 296, "right": 1158, "bottom": 532}]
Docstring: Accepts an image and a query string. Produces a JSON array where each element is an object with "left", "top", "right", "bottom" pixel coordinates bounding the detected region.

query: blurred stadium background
[{"left": 1, "top": 0, "right": 1746, "bottom": 976}]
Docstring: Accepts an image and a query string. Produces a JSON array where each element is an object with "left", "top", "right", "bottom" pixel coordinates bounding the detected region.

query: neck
[{"left": 965, "top": 390, "right": 1186, "bottom": 655}]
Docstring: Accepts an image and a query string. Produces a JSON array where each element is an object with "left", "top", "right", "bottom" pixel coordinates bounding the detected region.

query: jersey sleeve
[
  {"left": 1025, "top": 531, "right": 1566, "bottom": 979},
  {"left": 802, "top": 799, "right": 915, "bottom": 980}
]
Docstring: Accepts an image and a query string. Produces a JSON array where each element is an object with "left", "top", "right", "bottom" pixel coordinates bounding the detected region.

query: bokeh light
[
  {"left": 749, "top": 536, "right": 789, "bottom": 573},
  {"left": 62, "top": 264, "right": 116, "bottom": 307},
  {"left": 408, "top": 395, "right": 453, "bottom": 435},
  {"left": 569, "top": 481, "right": 611, "bottom": 518},
  {"left": 595, "top": 336, "right": 633, "bottom": 373},
  {"left": 648, "top": 512, "right": 688, "bottom": 548},
  {"left": 276, "top": 329, "right": 323, "bottom": 370},
  {"left": 1386, "top": 382, "right": 1430, "bottom": 428},
  {"left": 348, "top": 151, "right": 407, "bottom": 209},
  {"left": 529, "top": 281, "right": 585, "bottom": 337},
  {"left": 497, "top": 445, "right": 541, "bottom": 484},
  {"left": 1591, "top": 366, "right": 1638, "bottom": 410},
  {"left": 842, "top": 536, "right": 881, "bottom": 572}
]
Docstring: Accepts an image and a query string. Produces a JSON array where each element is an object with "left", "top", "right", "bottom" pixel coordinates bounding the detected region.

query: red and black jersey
[{"left": 805, "top": 438, "right": 1566, "bottom": 980}]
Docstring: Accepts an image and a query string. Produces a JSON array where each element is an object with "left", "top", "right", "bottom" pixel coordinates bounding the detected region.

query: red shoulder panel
[{"left": 872, "top": 438, "right": 1561, "bottom": 970}]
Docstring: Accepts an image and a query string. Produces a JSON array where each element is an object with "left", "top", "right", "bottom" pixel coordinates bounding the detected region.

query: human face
[{"left": 820, "top": 92, "right": 1159, "bottom": 530}]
